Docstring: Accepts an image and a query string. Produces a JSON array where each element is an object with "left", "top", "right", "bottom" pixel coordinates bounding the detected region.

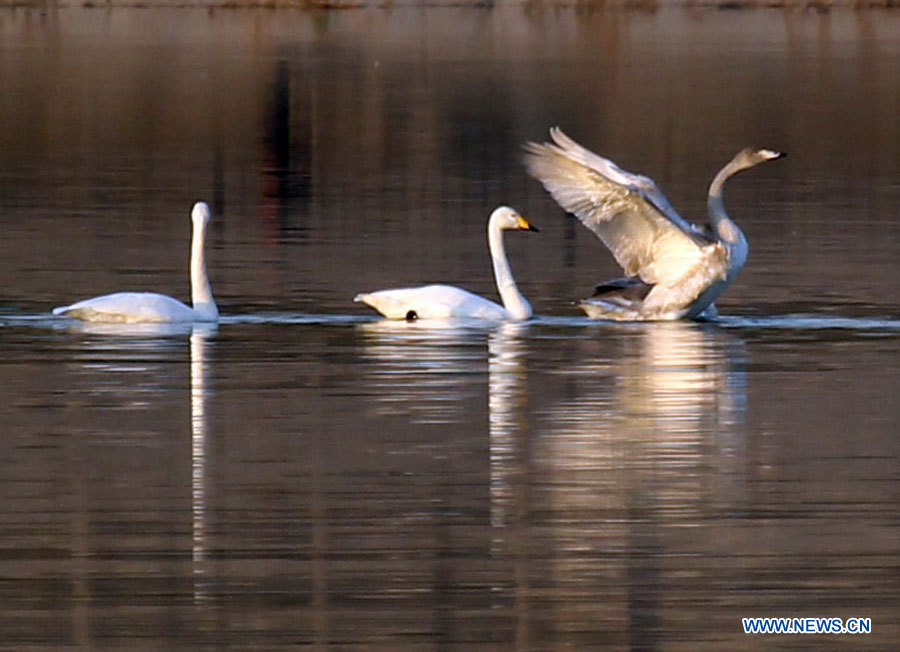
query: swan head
[
  {"left": 730, "top": 147, "right": 786, "bottom": 173},
  {"left": 490, "top": 206, "right": 539, "bottom": 232},
  {"left": 191, "top": 201, "right": 211, "bottom": 225},
  {"left": 709, "top": 148, "right": 785, "bottom": 200}
]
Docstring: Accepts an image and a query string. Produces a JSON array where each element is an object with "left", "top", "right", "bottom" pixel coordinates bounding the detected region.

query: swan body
[
  {"left": 53, "top": 202, "right": 218, "bottom": 323},
  {"left": 524, "top": 128, "right": 783, "bottom": 321},
  {"left": 355, "top": 206, "right": 538, "bottom": 322},
  {"left": 356, "top": 285, "right": 513, "bottom": 321}
]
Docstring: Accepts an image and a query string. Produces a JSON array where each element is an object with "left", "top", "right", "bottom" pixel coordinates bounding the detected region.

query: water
[{"left": 1, "top": 6, "right": 899, "bottom": 650}]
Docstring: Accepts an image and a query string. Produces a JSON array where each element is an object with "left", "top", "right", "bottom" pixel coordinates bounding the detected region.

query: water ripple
[{"left": 717, "top": 314, "right": 900, "bottom": 332}]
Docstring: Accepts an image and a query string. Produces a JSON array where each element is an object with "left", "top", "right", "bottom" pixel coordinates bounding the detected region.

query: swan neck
[
  {"left": 190, "top": 218, "right": 218, "bottom": 320},
  {"left": 488, "top": 218, "right": 532, "bottom": 321},
  {"left": 707, "top": 164, "right": 744, "bottom": 246},
  {"left": 707, "top": 161, "right": 735, "bottom": 202}
]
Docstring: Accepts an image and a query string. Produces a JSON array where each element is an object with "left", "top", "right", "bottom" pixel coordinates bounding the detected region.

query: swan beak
[
  {"left": 762, "top": 149, "right": 787, "bottom": 161},
  {"left": 516, "top": 215, "right": 540, "bottom": 232}
]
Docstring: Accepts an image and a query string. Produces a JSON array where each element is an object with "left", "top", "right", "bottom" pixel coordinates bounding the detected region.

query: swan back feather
[
  {"left": 53, "top": 292, "right": 199, "bottom": 323},
  {"left": 354, "top": 285, "right": 510, "bottom": 321}
]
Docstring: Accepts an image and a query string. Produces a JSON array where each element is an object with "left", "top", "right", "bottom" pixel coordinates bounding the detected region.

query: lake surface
[{"left": 1, "top": 6, "right": 899, "bottom": 650}]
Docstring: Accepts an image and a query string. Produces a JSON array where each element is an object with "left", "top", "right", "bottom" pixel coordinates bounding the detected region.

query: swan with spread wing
[{"left": 524, "top": 127, "right": 784, "bottom": 321}]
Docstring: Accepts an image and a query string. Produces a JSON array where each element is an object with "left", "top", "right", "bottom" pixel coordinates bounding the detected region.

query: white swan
[
  {"left": 354, "top": 206, "right": 538, "bottom": 321},
  {"left": 524, "top": 127, "right": 784, "bottom": 321},
  {"left": 53, "top": 202, "right": 219, "bottom": 323}
]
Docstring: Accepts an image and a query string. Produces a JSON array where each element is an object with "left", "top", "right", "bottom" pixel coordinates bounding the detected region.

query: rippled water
[{"left": 1, "top": 7, "right": 899, "bottom": 650}]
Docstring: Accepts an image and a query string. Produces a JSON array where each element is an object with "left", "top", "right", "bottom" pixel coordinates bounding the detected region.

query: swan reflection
[
  {"left": 518, "top": 321, "right": 746, "bottom": 649},
  {"left": 58, "top": 320, "right": 201, "bottom": 338},
  {"left": 55, "top": 321, "right": 217, "bottom": 417},
  {"left": 64, "top": 321, "right": 217, "bottom": 603},
  {"left": 487, "top": 322, "right": 530, "bottom": 531},
  {"left": 534, "top": 321, "right": 747, "bottom": 513},
  {"left": 49, "top": 321, "right": 217, "bottom": 607},
  {"left": 356, "top": 319, "right": 489, "bottom": 425},
  {"left": 190, "top": 323, "right": 214, "bottom": 604}
]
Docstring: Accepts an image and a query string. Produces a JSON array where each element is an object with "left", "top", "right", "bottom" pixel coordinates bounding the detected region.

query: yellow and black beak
[{"left": 516, "top": 215, "right": 539, "bottom": 232}]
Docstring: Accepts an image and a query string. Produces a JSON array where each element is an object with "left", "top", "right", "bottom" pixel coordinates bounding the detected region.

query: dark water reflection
[
  {"left": 1, "top": 6, "right": 899, "bottom": 650},
  {"left": 4, "top": 315, "right": 896, "bottom": 648}
]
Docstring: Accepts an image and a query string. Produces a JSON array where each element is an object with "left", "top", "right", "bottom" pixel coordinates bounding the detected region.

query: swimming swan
[
  {"left": 354, "top": 206, "right": 538, "bottom": 321},
  {"left": 53, "top": 202, "right": 218, "bottom": 323},
  {"left": 524, "top": 127, "right": 784, "bottom": 321}
]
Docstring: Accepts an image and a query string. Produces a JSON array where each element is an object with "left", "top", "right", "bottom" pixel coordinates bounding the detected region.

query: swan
[
  {"left": 53, "top": 202, "right": 219, "bottom": 323},
  {"left": 354, "top": 206, "right": 538, "bottom": 321},
  {"left": 524, "top": 127, "right": 784, "bottom": 321}
]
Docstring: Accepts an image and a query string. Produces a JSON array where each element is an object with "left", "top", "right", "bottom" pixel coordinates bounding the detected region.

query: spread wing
[{"left": 524, "top": 127, "right": 711, "bottom": 285}]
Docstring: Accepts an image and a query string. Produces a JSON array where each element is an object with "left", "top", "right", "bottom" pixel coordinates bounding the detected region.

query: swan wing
[
  {"left": 355, "top": 285, "right": 509, "bottom": 321},
  {"left": 524, "top": 127, "right": 709, "bottom": 285},
  {"left": 53, "top": 292, "right": 198, "bottom": 323}
]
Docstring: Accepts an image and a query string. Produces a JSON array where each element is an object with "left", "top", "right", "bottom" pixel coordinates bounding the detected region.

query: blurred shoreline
[{"left": 2, "top": 0, "right": 898, "bottom": 10}]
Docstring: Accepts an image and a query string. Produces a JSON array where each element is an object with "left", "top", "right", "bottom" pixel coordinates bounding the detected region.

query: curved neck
[
  {"left": 488, "top": 218, "right": 532, "bottom": 320},
  {"left": 706, "top": 163, "right": 745, "bottom": 247},
  {"left": 190, "top": 219, "right": 218, "bottom": 320}
]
